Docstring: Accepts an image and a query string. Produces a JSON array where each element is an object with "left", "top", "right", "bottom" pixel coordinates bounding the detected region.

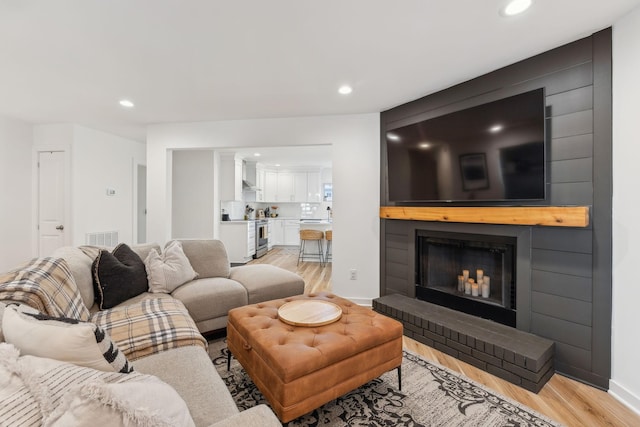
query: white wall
[
  {"left": 72, "top": 125, "right": 146, "bottom": 246},
  {"left": 611, "top": 5, "right": 640, "bottom": 414},
  {"left": 0, "top": 116, "right": 33, "bottom": 271},
  {"left": 33, "top": 124, "right": 145, "bottom": 248},
  {"left": 171, "top": 150, "right": 215, "bottom": 238},
  {"left": 146, "top": 114, "right": 380, "bottom": 303}
]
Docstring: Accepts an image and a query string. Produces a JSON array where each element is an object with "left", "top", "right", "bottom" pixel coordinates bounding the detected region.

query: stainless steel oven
[{"left": 254, "top": 219, "right": 268, "bottom": 258}]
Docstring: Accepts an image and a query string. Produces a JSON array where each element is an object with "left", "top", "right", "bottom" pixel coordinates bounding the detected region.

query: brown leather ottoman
[{"left": 226, "top": 292, "right": 403, "bottom": 422}]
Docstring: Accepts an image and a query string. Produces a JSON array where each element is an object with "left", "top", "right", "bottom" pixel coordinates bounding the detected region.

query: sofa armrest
[{"left": 206, "top": 405, "right": 281, "bottom": 427}]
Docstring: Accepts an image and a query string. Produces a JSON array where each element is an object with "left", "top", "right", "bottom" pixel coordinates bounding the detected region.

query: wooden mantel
[{"left": 380, "top": 206, "right": 590, "bottom": 228}]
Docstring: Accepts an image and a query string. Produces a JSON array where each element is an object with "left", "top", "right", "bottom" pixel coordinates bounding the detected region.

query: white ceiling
[{"left": 1, "top": 0, "right": 638, "bottom": 143}]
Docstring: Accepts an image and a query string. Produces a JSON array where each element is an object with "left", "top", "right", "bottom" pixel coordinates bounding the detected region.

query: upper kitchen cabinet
[
  {"left": 264, "top": 171, "right": 278, "bottom": 202},
  {"left": 255, "top": 165, "right": 265, "bottom": 202},
  {"left": 219, "top": 153, "right": 242, "bottom": 201},
  {"left": 262, "top": 170, "right": 322, "bottom": 203},
  {"left": 307, "top": 172, "right": 321, "bottom": 202}
]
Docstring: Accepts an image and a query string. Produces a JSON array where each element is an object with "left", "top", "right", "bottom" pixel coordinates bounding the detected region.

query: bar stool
[
  {"left": 324, "top": 230, "right": 332, "bottom": 263},
  {"left": 297, "top": 229, "right": 325, "bottom": 266}
]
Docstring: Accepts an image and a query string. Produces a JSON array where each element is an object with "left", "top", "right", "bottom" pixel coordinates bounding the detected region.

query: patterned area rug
[{"left": 209, "top": 340, "right": 563, "bottom": 427}]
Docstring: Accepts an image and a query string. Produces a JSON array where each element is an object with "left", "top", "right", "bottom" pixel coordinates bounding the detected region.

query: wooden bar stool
[
  {"left": 297, "top": 229, "right": 325, "bottom": 267},
  {"left": 325, "top": 230, "right": 332, "bottom": 263}
]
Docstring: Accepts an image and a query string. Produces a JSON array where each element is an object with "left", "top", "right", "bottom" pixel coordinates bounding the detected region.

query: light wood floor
[{"left": 249, "top": 247, "right": 640, "bottom": 427}]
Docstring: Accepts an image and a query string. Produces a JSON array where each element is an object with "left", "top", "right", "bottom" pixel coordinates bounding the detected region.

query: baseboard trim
[{"left": 609, "top": 380, "right": 640, "bottom": 416}]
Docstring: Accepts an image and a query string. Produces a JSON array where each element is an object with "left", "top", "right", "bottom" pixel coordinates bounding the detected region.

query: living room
[{"left": 2, "top": 1, "right": 640, "bottom": 425}]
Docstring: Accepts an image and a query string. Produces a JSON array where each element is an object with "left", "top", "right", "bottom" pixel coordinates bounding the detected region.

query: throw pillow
[
  {"left": 2, "top": 306, "right": 133, "bottom": 373},
  {"left": 46, "top": 378, "right": 195, "bottom": 427},
  {"left": 0, "top": 343, "right": 194, "bottom": 427},
  {"left": 92, "top": 243, "right": 148, "bottom": 309},
  {"left": 145, "top": 240, "right": 198, "bottom": 294}
]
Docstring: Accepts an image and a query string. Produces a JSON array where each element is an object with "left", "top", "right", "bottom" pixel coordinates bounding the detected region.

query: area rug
[{"left": 209, "top": 339, "right": 563, "bottom": 427}]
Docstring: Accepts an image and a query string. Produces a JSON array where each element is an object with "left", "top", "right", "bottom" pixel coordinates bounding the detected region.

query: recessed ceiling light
[
  {"left": 275, "top": 164, "right": 281, "bottom": 167},
  {"left": 419, "top": 143, "right": 430, "bottom": 149},
  {"left": 489, "top": 124, "right": 503, "bottom": 133},
  {"left": 501, "top": 0, "right": 532, "bottom": 16},
  {"left": 387, "top": 133, "right": 401, "bottom": 142},
  {"left": 338, "top": 85, "right": 353, "bottom": 95},
  {"left": 119, "top": 99, "right": 134, "bottom": 108},
  {"left": 254, "top": 153, "right": 261, "bottom": 157}
]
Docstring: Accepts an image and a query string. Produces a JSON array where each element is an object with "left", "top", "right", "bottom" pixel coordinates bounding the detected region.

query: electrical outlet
[{"left": 349, "top": 269, "right": 357, "bottom": 280}]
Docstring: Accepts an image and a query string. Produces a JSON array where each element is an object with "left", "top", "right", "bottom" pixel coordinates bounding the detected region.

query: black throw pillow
[{"left": 92, "top": 243, "right": 148, "bottom": 309}]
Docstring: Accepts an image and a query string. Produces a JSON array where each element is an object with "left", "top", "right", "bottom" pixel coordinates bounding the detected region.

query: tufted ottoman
[{"left": 226, "top": 292, "right": 403, "bottom": 422}]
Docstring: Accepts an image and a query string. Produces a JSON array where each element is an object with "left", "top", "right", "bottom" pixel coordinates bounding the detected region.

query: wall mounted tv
[{"left": 386, "top": 88, "right": 546, "bottom": 203}]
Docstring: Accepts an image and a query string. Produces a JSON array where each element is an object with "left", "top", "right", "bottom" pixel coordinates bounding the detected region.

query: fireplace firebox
[{"left": 415, "top": 230, "right": 516, "bottom": 326}]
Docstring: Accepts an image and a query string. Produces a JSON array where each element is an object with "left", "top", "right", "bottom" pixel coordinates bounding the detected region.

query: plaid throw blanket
[
  {"left": 91, "top": 297, "right": 207, "bottom": 360},
  {"left": 0, "top": 257, "right": 89, "bottom": 321}
]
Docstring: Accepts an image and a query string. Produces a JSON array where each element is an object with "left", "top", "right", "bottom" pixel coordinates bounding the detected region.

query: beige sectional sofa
[{"left": 0, "top": 239, "right": 305, "bottom": 426}]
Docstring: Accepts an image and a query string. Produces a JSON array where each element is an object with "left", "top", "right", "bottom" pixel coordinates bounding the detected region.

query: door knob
[{"left": 55, "top": 225, "right": 64, "bottom": 230}]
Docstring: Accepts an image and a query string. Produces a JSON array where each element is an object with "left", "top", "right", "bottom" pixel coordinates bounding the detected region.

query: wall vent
[{"left": 85, "top": 231, "right": 119, "bottom": 247}]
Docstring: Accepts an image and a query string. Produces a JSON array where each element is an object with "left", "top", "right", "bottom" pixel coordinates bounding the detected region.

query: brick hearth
[{"left": 373, "top": 294, "right": 555, "bottom": 393}]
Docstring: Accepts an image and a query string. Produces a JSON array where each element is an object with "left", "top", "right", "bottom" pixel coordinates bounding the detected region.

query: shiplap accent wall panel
[{"left": 379, "top": 30, "right": 612, "bottom": 388}]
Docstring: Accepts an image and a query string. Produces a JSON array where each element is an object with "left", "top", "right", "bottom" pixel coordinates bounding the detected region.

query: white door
[{"left": 38, "top": 151, "right": 67, "bottom": 256}]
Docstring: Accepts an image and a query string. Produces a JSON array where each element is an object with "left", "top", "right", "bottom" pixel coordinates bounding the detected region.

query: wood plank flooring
[{"left": 248, "top": 247, "right": 640, "bottom": 427}]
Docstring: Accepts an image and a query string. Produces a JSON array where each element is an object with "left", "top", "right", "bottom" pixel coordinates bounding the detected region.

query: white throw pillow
[
  {"left": 46, "top": 378, "right": 195, "bottom": 427},
  {"left": 2, "top": 306, "right": 132, "bottom": 373},
  {"left": 0, "top": 343, "right": 194, "bottom": 427},
  {"left": 145, "top": 240, "right": 198, "bottom": 293}
]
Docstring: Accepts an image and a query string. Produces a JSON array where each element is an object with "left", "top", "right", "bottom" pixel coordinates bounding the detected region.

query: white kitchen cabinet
[
  {"left": 306, "top": 172, "right": 322, "bottom": 202},
  {"left": 255, "top": 166, "right": 265, "bottom": 202},
  {"left": 293, "top": 172, "right": 307, "bottom": 202},
  {"left": 264, "top": 171, "right": 278, "bottom": 202},
  {"left": 283, "top": 220, "right": 301, "bottom": 246},
  {"left": 271, "top": 219, "right": 284, "bottom": 245},
  {"left": 219, "top": 153, "right": 243, "bottom": 201},
  {"left": 263, "top": 170, "right": 322, "bottom": 203},
  {"left": 267, "top": 219, "right": 274, "bottom": 250},
  {"left": 277, "top": 173, "right": 294, "bottom": 202},
  {"left": 219, "top": 221, "right": 255, "bottom": 264}
]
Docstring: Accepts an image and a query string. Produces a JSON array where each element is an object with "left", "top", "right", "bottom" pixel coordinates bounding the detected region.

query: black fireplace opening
[{"left": 415, "top": 230, "right": 516, "bottom": 327}]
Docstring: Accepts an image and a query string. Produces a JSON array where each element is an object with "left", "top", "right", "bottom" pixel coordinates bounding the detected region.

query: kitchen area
[{"left": 217, "top": 150, "right": 333, "bottom": 265}]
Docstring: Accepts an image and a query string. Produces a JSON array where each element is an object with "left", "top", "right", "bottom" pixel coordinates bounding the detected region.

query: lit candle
[
  {"left": 481, "top": 281, "right": 490, "bottom": 298},
  {"left": 476, "top": 269, "right": 484, "bottom": 283},
  {"left": 464, "top": 278, "right": 472, "bottom": 295},
  {"left": 457, "top": 275, "right": 464, "bottom": 292},
  {"left": 462, "top": 269, "right": 469, "bottom": 283},
  {"left": 471, "top": 282, "right": 479, "bottom": 297},
  {"left": 484, "top": 276, "right": 490, "bottom": 288}
]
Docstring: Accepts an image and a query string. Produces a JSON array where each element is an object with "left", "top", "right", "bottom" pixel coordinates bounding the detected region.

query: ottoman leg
[
  {"left": 398, "top": 366, "right": 402, "bottom": 391},
  {"left": 227, "top": 350, "right": 232, "bottom": 371}
]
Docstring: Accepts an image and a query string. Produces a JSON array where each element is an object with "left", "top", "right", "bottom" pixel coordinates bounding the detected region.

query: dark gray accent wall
[{"left": 379, "top": 30, "right": 612, "bottom": 389}]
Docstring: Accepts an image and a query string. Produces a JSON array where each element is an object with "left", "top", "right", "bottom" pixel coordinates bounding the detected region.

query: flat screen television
[{"left": 386, "top": 88, "right": 546, "bottom": 203}]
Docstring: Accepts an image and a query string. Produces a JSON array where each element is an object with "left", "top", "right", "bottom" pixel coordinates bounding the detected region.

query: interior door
[{"left": 38, "top": 151, "right": 67, "bottom": 256}]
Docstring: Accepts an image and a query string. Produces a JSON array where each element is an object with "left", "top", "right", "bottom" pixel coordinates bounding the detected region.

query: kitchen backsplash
[{"left": 220, "top": 201, "right": 332, "bottom": 220}]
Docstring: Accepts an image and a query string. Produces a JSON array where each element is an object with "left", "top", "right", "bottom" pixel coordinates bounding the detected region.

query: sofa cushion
[
  {"left": 92, "top": 243, "right": 148, "bottom": 309},
  {"left": 0, "top": 343, "right": 194, "bottom": 427},
  {"left": 170, "top": 277, "right": 247, "bottom": 323},
  {"left": 146, "top": 240, "right": 198, "bottom": 294},
  {"left": 229, "top": 264, "right": 305, "bottom": 304},
  {"left": 3, "top": 305, "right": 132, "bottom": 373},
  {"left": 134, "top": 345, "right": 239, "bottom": 427},
  {"left": 0, "top": 257, "right": 90, "bottom": 321},
  {"left": 179, "top": 239, "right": 230, "bottom": 279}
]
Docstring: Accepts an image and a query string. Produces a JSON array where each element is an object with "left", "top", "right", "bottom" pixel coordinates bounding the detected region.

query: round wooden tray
[{"left": 278, "top": 300, "right": 342, "bottom": 327}]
